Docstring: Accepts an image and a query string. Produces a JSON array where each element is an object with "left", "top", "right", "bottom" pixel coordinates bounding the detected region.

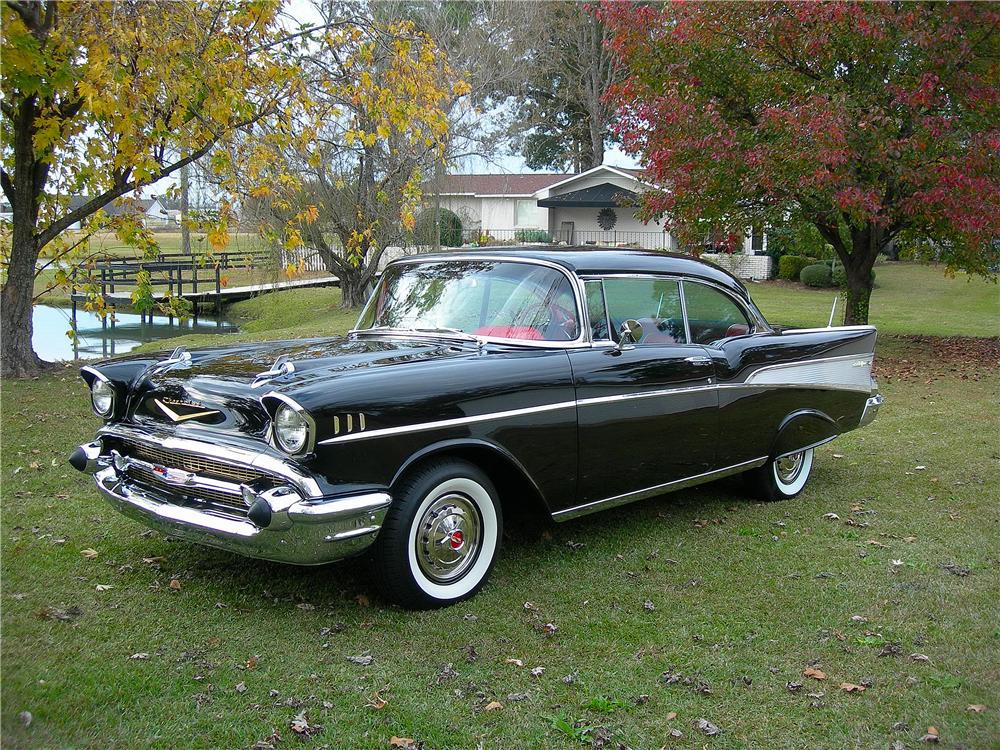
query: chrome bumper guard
[
  {"left": 71, "top": 440, "right": 390, "bottom": 566},
  {"left": 859, "top": 392, "right": 884, "bottom": 427}
]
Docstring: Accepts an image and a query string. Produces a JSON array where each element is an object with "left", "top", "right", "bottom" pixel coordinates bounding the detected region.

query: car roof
[{"left": 400, "top": 246, "right": 751, "bottom": 300}]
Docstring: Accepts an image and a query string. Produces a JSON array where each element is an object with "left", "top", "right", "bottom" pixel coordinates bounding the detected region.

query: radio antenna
[{"left": 828, "top": 295, "right": 838, "bottom": 327}]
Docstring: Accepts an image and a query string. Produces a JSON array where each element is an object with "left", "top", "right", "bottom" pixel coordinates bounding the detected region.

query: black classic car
[{"left": 70, "top": 248, "right": 883, "bottom": 608}]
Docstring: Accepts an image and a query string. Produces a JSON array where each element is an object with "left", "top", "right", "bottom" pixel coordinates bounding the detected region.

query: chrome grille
[
  {"left": 124, "top": 441, "right": 267, "bottom": 484},
  {"left": 118, "top": 440, "right": 275, "bottom": 514},
  {"left": 127, "top": 464, "right": 248, "bottom": 511}
]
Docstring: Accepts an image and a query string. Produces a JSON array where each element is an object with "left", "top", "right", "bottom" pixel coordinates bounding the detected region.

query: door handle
[{"left": 684, "top": 356, "right": 713, "bottom": 365}]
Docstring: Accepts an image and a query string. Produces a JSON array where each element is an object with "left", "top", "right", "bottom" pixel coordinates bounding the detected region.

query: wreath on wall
[{"left": 597, "top": 207, "right": 618, "bottom": 231}]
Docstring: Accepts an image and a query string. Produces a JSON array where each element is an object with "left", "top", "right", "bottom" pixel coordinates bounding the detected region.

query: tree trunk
[
  {"left": 339, "top": 269, "right": 369, "bottom": 308},
  {"left": 1, "top": 233, "right": 45, "bottom": 378},
  {"left": 180, "top": 159, "right": 191, "bottom": 255},
  {"left": 840, "top": 225, "right": 881, "bottom": 326}
]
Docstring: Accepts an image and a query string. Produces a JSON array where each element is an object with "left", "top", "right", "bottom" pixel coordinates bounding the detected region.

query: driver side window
[{"left": 602, "top": 277, "right": 687, "bottom": 345}]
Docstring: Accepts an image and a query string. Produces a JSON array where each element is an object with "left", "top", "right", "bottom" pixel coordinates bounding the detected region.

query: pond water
[{"left": 33, "top": 304, "right": 239, "bottom": 362}]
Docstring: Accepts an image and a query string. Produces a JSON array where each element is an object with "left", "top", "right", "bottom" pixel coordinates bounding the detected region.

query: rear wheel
[
  {"left": 746, "top": 448, "right": 815, "bottom": 501},
  {"left": 372, "top": 459, "right": 502, "bottom": 609}
]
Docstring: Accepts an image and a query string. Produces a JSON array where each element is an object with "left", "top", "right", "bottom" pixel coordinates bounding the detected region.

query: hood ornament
[
  {"left": 251, "top": 355, "right": 295, "bottom": 388},
  {"left": 153, "top": 398, "right": 220, "bottom": 423}
]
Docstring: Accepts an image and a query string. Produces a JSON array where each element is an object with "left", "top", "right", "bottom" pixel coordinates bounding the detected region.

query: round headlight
[
  {"left": 91, "top": 379, "right": 114, "bottom": 417},
  {"left": 273, "top": 404, "right": 309, "bottom": 454}
]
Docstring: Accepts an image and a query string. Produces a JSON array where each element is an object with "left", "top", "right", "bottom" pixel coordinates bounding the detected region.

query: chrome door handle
[{"left": 684, "top": 356, "right": 713, "bottom": 365}]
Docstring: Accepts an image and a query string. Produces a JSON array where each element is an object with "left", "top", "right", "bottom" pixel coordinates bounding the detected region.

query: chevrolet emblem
[{"left": 153, "top": 398, "right": 220, "bottom": 423}]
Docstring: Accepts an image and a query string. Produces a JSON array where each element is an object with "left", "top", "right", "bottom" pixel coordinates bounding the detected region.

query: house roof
[
  {"left": 65, "top": 196, "right": 159, "bottom": 216},
  {"left": 434, "top": 173, "right": 572, "bottom": 197},
  {"left": 537, "top": 182, "right": 638, "bottom": 208}
]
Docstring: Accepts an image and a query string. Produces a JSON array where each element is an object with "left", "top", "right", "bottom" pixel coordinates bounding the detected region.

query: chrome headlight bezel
[
  {"left": 89, "top": 376, "right": 115, "bottom": 418},
  {"left": 263, "top": 393, "right": 315, "bottom": 456}
]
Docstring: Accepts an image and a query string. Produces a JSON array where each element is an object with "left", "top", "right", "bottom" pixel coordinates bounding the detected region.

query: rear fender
[{"left": 771, "top": 409, "right": 839, "bottom": 460}]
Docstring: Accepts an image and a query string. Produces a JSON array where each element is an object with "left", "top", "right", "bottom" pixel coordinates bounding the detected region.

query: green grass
[
  {"left": 3, "top": 260, "right": 999, "bottom": 748},
  {"left": 750, "top": 262, "right": 999, "bottom": 336}
]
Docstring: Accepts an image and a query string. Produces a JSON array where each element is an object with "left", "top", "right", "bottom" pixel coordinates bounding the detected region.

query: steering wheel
[{"left": 547, "top": 302, "right": 578, "bottom": 340}]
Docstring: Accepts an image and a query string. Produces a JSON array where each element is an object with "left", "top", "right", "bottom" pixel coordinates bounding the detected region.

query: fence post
[{"left": 215, "top": 264, "right": 222, "bottom": 315}]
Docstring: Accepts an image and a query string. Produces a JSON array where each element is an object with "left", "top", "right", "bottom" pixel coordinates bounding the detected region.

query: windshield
[{"left": 355, "top": 260, "right": 580, "bottom": 342}]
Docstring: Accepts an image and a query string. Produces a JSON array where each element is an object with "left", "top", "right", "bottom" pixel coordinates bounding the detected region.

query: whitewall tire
[
  {"left": 372, "top": 459, "right": 502, "bottom": 609},
  {"left": 746, "top": 448, "right": 815, "bottom": 501}
]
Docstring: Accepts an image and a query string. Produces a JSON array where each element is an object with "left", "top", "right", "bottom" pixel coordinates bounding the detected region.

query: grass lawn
[
  {"left": 749, "top": 262, "right": 999, "bottom": 336},
  {"left": 2, "top": 262, "right": 999, "bottom": 749}
]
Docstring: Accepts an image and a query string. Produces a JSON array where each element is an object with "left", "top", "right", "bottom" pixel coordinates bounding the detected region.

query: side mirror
[{"left": 617, "top": 319, "right": 643, "bottom": 350}]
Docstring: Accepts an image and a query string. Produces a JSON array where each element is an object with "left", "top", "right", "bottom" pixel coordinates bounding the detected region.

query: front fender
[{"left": 771, "top": 409, "right": 839, "bottom": 460}]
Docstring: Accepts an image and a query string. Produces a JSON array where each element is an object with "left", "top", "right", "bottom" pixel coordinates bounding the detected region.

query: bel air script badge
[{"left": 153, "top": 397, "right": 220, "bottom": 423}]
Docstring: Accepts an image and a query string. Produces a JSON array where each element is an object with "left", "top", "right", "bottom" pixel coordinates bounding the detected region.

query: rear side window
[
  {"left": 682, "top": 282, "right": 751, "bottom": 344},
  {"left": 602, "top": 277, "right": 687, "bottom": 344}
]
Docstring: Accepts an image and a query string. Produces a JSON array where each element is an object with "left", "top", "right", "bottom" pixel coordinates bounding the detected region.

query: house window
[
  {"left": 515, "top": 199, "right": 541, "bottom": 227},
  {"left": 751, "top": 227, "right": 764, "bottom": 253}
]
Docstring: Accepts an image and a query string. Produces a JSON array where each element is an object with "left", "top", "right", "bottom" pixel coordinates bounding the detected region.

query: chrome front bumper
[
  {"left": 859, "top": 392, "right": 884, "bottom": 427},
  {"left": 71, "top": 439, "right": 391, "bottom": 566}
]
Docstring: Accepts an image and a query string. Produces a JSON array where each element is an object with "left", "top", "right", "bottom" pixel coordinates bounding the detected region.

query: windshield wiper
[{"left": 411, "top": 327, "right": 479, "bottom": 342}]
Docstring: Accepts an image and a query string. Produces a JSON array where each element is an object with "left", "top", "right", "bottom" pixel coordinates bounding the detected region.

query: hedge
[
  {"left": 414, "top": 208, "right": 463, "bottom": 247},
  {"left": 514, "top": 228, "right": 552, "bottom": 243},
  {"left": 778, "top": 255, "right": 817, "bottom": 281},
  {"left": 800, "top": 263, "right": 834, "bottom": 287}
]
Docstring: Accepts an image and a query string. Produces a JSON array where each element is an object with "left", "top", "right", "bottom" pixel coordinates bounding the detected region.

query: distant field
[{"left": 77, "top": 231, "right": 268, "bottom": 259}]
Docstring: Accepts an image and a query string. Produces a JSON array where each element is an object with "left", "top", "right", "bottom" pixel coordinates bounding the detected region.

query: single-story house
[
  {"left": 433, "top": 164, "right": 771, "bottom": 279},
  {"left": 54, "top": 196, "right": 170, "bottom": 230}
]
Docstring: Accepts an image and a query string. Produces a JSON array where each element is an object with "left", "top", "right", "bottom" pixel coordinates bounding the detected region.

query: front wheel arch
[{"left": 390, "top": 439, "right": 552, "bottom": 520}]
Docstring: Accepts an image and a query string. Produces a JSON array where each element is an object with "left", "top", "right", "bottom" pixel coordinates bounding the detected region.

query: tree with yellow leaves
[
  {"left": 243, "top": 4, "right": 462, "bottom": 307},
  {"left": 1, "top": 1, "right": 301, "bottom": 377}
]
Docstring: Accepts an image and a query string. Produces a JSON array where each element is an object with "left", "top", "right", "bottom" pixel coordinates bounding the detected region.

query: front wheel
[
  {"left": 371, "top": 459, "right": 502, "bottom": 609},
  {"left": 746, "top": 448, "right": 815, "bottom": 501}
]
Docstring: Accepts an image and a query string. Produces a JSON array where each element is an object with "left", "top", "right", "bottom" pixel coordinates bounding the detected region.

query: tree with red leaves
[{"left": 599, "top": 2, "right": 999, "bottom": 324}]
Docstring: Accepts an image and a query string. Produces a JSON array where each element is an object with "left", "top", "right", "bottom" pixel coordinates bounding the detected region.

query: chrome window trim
[
  {"left": 578, "top": 272, "right": 764, "bottom": 348},
  {"left": 551, "top": 456, "right": 770, "bottom": 521},
  {"left": 582, "top": 278, "right": 613, "bottom": 344},
  {"left": 261, "top": 391, "right": 317, "bottom": 456},
  {"left": 354, "top": 255, "right": 588, "bottom": 349}
]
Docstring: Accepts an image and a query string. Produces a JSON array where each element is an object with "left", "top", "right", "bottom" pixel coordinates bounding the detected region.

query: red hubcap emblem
[{"left": 448, "top": 530, "right": 464, "bottom": 550}]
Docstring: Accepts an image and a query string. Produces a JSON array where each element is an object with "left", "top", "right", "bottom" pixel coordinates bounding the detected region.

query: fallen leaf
[
  {"left": 389, "top": 738, "right": 416, "bottom": 748},
  {"left": 920, "top": 726, "right": 940, "bottom": 743},
  {"left": 366, "top": 690, "right": 388, "bottom": 710},
  {"left": 523, "top": 601, "right": 539, "bottom": 611},
  {"left": 504, "top": 658, "right": 524, "bottom": 667},
  {"left": 290, "top": 711, "right": 321, "bottom": 736},
  {"left": 967, "top": 704, "right": 987, "bottom": 713},
  {"left": 832, "top": 453, "right": 844, "bottom": 459},
  {"left": 530, "top": 666, "right": 545, "bottom": 678},
  {"left": 868, "top": 539, "right": 889, "bottom": 548},
  {"left": 483, "top": 700, "right": 503, "bottom": 711},
  {"left": 19, "top": 711, "right": 32, "bottom": 728},
  {"left": 786, "top": 681, "right": 803, "bottom": 692},
  {"left": 235, "top": 681, "right": 248, "bottom": 694},
  {"left": 168, "top": 579, "right": 182, "bottom": 591},
  {"left": 354, "top": 593, "right": 371, "bottom": 607},
  {"left": 696, "top": 718, "right": 721, "bottom": 736},
  {"left": 822, "top": 512, "right": 840, "bottom": 520},
  {"left": 665, "top": 711, "right": 677, "bottom": 721},
  {"left": 37, "top": 605, "right": 83, "bottom": 621},
  {"left": 347, "top": 653, "right": 373, "bottom": 666},
  {"left": 142, "top": 557, "right": 165, "bottom": 565},
  {"left": 803, "top": 667, "right": 827, "bottom": 680},
  {"left": 668, "top": 728, "right": 683, "bottom": 738},
  {"left": 129, "top": 652, "right": 150, "bottom": 660},
  {"left": 541, "top": 622, "right": 558, "bottom": 635},
  {"left": 296, "top": 602, "right": 315, "bottom": 611},
  {"left": 910, "top": 653, "right": 930, "bottom": 663},
  {"left": 903, "top": 536, "right": 917, "bottom": 543},
  {"left": 644, "top": 600, "right": 655, "bottom": 611},
  {"left": 95, "top": 584, "right": 113, "bottom": 592},
  {"left": 246, "top": 656, "right": 258, "bottom": 670},
  {"left": 840, "top": 682, "right": 866, "bottom": 693},
  {"left": 80, "top": 548, "right": 98, "bottom": 559},
  {"left": 850, "top": 615, "right": 868, "bottom": 623}
]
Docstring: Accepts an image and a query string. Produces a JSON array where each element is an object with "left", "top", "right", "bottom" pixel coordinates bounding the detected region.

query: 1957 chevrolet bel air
[{"left": 70, "top": 248, "right": 882, "bottom": 608}]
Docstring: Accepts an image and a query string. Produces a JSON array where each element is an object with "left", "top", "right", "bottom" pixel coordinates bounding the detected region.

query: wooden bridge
[{"left": 68, "top": 251, "right": 339, "bottom": 319}]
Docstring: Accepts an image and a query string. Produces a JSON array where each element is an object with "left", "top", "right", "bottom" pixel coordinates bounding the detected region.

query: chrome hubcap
[
  {"left": 775, "top": 452, "right": 805, "bottom": 485},
  {"left": 415, "top": 493, "right": 482, "bottom": 583}
]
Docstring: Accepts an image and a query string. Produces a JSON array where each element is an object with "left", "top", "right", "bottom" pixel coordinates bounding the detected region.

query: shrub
[
  {"left": 800, "top": 263, "right": 834, "bottom": 287},
  {"left": 778, "top": 254, "right": 817, "bottom": 281},
  {"left": 414, "top": 208, "right": 463, "bottom": 247},
  {"left": 514, "top": 228, "right": 552, "bottom": 243},
  {"left": 832, "top": 264, "right": 877, "bottom": 288}
]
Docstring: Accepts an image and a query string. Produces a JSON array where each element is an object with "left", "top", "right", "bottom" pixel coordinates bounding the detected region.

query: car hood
[{"left": 123, "top": 336, "right": 476, "bottom": 437}]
